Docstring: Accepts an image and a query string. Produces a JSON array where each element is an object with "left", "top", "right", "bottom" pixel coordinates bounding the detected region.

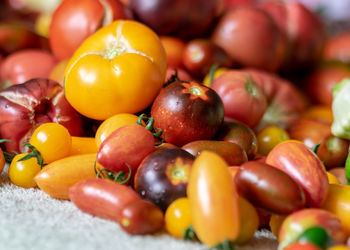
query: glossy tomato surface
[{"left": 64, "top": 20, "right": 167, "bottom": 120}]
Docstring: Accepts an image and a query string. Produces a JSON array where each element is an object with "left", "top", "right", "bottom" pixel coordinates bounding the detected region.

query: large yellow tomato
[{"left": 64, "top": 20, "right": 167, "bottom": 120}]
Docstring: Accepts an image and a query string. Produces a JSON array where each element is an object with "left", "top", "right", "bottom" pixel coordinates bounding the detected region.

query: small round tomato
[
  {"left": 8, "top": 153, "right": 41, "bottom": 188},
  {"left": 284, "top": 242, "right": 321, "bottom": 250},
  {"left": 64, "top": 20, "right": 167, "bottom": 120},
  {"left": 29, "top": 122, "right": 72, "bottom": 164},
  {"left": 257, "top": 125, "right": 290, "bottom": 156},
  {"left": 95, "top": 113, "right": 139, "bottom": 148},
  {"left": 269, "top": 214, "right": 287, "bottom": 238},
  {"left": 165, "top": 197, "right": 192, "bottom": 239}
]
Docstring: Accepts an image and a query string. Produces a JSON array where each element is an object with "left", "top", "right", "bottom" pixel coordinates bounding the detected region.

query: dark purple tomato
[
  {"left": 134, "top": 147, "right": 194, "bottom": 211},
  {"left": 151, "top": 81, "right": 224, "bottom": 146}
]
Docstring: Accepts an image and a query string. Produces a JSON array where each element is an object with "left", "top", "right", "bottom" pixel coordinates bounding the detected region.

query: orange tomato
[
  {"left": 34, "top": 153, "right": 99, "bottom": 199},
  {"left": 64, "top": 20, "right": 167, "bottom": 120},
  {"left": 322, "top": 184, "right": 350, "bottom": 236},
  {"left": 95, "top": 113, "right": 139, "bottom": 148},
  {"left": 327, "top": 172, "right": 341, "bottom": 184},
  {"left": 70, "top": 136, "right": 97, "bottom": 156},
  {"left": 187, "top": 150, "right": 240, "bottom": 247}
]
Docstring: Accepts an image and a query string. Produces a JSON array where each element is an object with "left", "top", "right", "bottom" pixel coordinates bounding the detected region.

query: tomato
[
  {"left": 269, "top": 214, "right": 287, "bottom": 237},
  {"left": 203, "top": 67, "right": 228, "bottom": 87},
  {"left": 187, "top": 150, "right": 240, "bottom": 247},
  {"left": 95, "top": 113, "right": 139, "bottom": 148},
  {"left": 257, "top": 125, "right": 290, "bottom": 156},
  {"left": 322, "top": 184, "right": 350, "bottom": 236},
  {"left": 302, "top": 105, "right": 334, "bottom": 124},
  {"left": 160, "top": 36, "right": 186, "bottom": 68},
  {"left": 284, "top": 242, "right": 322, "bottom": 250},
  {"left": 0, "top": 49, "right": 57, "bottom": 86},
  {"left": 234, "top": 197, "right": 259, "bottom": 244},
  {"left": 327, "top": 172, "right": 341, "bottom": 184},
  {"left": 70, "top": 137, "right": 97, "bottom": 156},
  {"left": 8, "top": 153, "right": 41, "bottom": 188},
  {"left": 64, "top": 20, "right": 167, "bottom": 120},
  {"left": 266, "top": 140, "right": 329, "bottom": 208},
  {"left": 29, "top": 122, "right": 72, "bottom": 164},
  {"left": 327, "top": 245, "right": 350, "bottom": 250},
  {"left": 34, "top": 154, "right": 99, "bottom": 199},
  {"left": 211, "top": 70, "right": 267, "bottom": 128},
  {"left": 49, "top": 0, "right": 126, "bottom": 60},
  {"left": 165, "top": 197, "right": 192, "bottom": 239},
  {"left": 68, "top": 178, "right": 141, "bottom": 222},
  {"left": 49, "top": 59, "right": 69, "bottom": 86},
  {"left": 119, "top": 199, "right": 164, "bottom": 235}
]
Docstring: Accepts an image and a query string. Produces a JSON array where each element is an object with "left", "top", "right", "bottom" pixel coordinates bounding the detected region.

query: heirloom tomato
[
  {"left": 187, "top": 150, "right": 240, "bottom": 247},
  {"left": 64, "top": 20, "right": 167, "bottom": 120}
]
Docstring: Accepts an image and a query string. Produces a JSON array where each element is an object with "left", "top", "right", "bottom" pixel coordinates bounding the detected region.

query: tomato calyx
[
  {"left": 0, "top": 139, "right": 16, "bottom": 163},
  {"left": 182, "top": 225, "right": 199, "bottom": 241},
  {"left": 208, "top": 64, "right": 219, "bottom": 86},
  {"left": 19, "top": 143, "right": 46, "bottom": 169},
  {"left": 94, "top": 161, "right": 132, "bottom": 184},
  {"left": 209, "top": 239, "right": 235, "bottom": 250},
  {"left": 312, "top": 143, "right": 321, "bottom": 154},
  {"left": 136, "top": 114, "right": 163, "bottom": 144}
]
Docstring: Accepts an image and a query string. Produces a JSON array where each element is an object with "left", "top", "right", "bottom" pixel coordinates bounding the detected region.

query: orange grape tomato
[
  {"left": 70, "top": 136, "right": 97, "bottom": 156},
  {"left": 187, "top": 150, "right": 240, "bottom": 247}
]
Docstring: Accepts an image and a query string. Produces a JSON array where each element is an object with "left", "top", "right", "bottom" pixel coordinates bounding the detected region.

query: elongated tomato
[
  {"left": 70, "top": 136, "right": 97, "bottom": 156},
  {"left": 68, "top": 178, "right": 140, "bottom": 222},
  {"left": 34, "top": 153, "right": 98, "bottom": 199},
  {"left": 187, "top": 150, "right": 240, "bottom": 246}
]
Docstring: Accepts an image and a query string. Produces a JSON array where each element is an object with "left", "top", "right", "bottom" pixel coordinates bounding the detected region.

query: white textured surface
[{"left": 0, "top": 165, "right": 278, "bottom": 250}]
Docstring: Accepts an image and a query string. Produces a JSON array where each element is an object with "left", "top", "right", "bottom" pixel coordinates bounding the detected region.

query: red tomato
[
  {"left": 0, "top": 49, "right": 57, "bottom": 86},
  {"left": 68, "top": 178, "right": 141, "bottom": 222},
  {"left": 49, "top": 0, "right": 127, "bottom": 60},
  {"left": 266, "top": 140, "right": 329, "bottom": 208},
  {"left": 211, "top": 70, "right": 267, "bottom": 128}
]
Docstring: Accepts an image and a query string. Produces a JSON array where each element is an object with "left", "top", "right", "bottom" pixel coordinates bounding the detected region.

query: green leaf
[
  {"left": 345, "top": 147, "right": 350, "bottom": 185},
  {"left": 209, "top": 240, "right": 235, "bottom": 250}
]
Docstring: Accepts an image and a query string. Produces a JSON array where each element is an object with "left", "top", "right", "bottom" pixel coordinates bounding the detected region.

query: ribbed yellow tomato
[{"left": 64, "top": 20, "right": 167, "bottom": 120}]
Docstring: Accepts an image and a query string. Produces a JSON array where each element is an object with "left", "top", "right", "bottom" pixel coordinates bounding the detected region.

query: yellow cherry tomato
[
  {"left": 187, "top": 151, "right": 240, "bottom": 247},
  {"left": 95, "top": 113, "right": 139, "bottom": 148},
  {"left": 322, "top": 184, "right": 350, "bottom": 236},
  {"left": 64, "top": 20, "right": 167, "bottom": 120},
  {"left": 327, "top": 172, "right": 341, "bottom": 184},
  {"left": 235, "top": 197, "right": 259, "bottom": 244},
  {"left": 29, "top": 122, "right": 72, "bottom": 164},
  {"left": 165, "top": 197, "right": 192, "bottom": 239},
  {"left": 257, "top": 125, "right": 290, "bottom": 156},
  {"left": 8, "top": 153, "right": 41, "bottom": 188}
]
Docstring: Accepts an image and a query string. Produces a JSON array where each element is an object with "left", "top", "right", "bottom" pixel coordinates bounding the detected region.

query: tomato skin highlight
[
  {"left": 187, "top": 150, "right": 240, "bottom": 246},
  {"left": 68, "top": 178, "right": 141, "bottom": 222}
]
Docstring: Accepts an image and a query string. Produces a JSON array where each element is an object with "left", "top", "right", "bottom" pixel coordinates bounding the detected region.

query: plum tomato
[
  {"left": 257, "top": 125, "right": 290, "bottom": 156},
  {"left": 165, "top": 197, "right": 192, "bottom": 239},
  {"left": 8, "top": 153, "right": 41, "bottom": 188},
  {"left": 64, "top": 20, "right": 167, "bottom": 120},
  {"left": 151, "top": 81, "right": 224, "bottom": 146},
  {"left": 29, "top": 122, "right": 72, "bottom": 164}
]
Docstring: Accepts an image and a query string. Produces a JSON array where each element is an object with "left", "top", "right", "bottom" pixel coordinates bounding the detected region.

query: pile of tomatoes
[{"left": 1, "top": 0, "right": 350, "bottom": 249}]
